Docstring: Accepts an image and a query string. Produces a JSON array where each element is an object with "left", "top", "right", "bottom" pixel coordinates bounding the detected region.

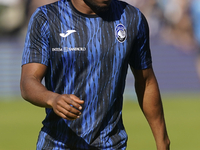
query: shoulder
[
  {"left": 34, "top": 0, "right": 71, "bottom": 16},
  {"left": 29, "top": 1, "right": 66, "bottom": 25},
  {"left": 110, "top": 0, "right": 144, "bottom": 24},
  {"left": 36, "top": 1, "right": 61, "bottom": 16}
]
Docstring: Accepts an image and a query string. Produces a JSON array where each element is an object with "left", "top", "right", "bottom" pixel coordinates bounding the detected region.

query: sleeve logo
[{"left": 115, "top": 24, "right": 127, "bottom": 43}]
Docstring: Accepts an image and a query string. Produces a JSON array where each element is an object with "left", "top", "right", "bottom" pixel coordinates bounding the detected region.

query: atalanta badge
[{"left": 115, "top": 24, "right": 127, "bottom": 43}]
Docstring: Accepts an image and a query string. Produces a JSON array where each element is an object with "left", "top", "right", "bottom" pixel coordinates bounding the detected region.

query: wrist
[
  {"left": 46, "top": 92, "right": 60, "bottom": 108},
  {"left": 156, "top": 138, "right": 170, "bottom": 150}
]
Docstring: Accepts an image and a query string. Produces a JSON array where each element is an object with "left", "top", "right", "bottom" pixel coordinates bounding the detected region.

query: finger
[
  {"left": 58, "top": 112, "right": 78, "bottom": 120},
  {"left": 69, "top": 94, "right": 84, "bottom": 104},
  {"left": 56, "top": 105, "right": 81, "bottom": 120},
  {"left": 63, "top": 94, "right": 84, "bottom": 110},
  {"left": 58, "top": 101, "right": 82, "bottom": 116}
]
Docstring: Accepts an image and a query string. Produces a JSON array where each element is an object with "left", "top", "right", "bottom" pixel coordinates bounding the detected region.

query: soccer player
[{"left": 20, "top": 0, "right": 170, "bottom": 149}]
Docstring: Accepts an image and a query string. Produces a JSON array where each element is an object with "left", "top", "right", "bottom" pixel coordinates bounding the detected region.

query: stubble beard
[{"left": 83, "top": 0, "right": 111, "bottom": 13}]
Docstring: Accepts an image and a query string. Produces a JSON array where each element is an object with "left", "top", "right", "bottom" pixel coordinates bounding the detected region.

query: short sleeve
[
  {"left": 128, "top": 11, "right": 152, "bottom": 70},
  {"left": 22, "top": 8, "right": 50, "bottom": 66}
]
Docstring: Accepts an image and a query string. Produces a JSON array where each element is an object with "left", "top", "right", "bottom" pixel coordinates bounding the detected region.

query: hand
[{"left": 50, "top": 94, "right": 84, "bottom": 120}]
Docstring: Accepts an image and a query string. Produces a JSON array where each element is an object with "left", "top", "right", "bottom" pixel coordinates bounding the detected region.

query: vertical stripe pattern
[{"left": 22, "top": 0, "right": 152, "bottom": 149}]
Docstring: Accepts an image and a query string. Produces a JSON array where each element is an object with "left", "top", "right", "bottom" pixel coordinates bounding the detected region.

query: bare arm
[
  {"left": 131, "top": 66, "right": 170, "bottom": 150},
  {"left": 20, "top": 63, "right": 84, "bottom": 120}
]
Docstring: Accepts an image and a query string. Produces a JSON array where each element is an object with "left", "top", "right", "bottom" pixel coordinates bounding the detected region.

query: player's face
[{"left": 83, "top": 0, "right": 112, "bottom": 12}]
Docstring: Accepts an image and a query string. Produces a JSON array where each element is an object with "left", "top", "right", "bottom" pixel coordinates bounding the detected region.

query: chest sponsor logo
[
  {"left": 59, "top": 30, "right": 76, "bottom": 38},
  {"left": 52, "top": 47, "right": 86, "bottom": 52},
  {"left": 115, "top": 24, "right": 127, "bottom": 43}
]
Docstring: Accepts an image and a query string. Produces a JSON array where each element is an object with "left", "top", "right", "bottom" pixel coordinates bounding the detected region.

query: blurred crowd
[
  {"left": 0, "top": 0, "right": 199, "bottom": 52},
  {"left": 0, "top": 0, "right": 58, "bottom": 35},
  {"left": 126, "top": 0, "right": 196, "bottom": 51}
]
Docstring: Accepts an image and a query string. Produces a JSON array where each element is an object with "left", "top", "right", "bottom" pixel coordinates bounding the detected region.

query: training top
[{"left": 22, "top": 0, "right": 152, "bottom": 149}]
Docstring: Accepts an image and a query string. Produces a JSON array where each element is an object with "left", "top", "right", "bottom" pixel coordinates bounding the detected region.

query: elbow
[
  {"left": 20, "top": 85, "right": 26, "bottom": 100},
  {"left": 20, "top": 79, "right": 28, "bottom": 101},
  {"left": 20, "top": 89, "right": 27, "bottom": 100}
]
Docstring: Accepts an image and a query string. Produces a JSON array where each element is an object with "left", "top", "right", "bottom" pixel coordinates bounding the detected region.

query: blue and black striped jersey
[{"left": 22, "top": 0, "right": 152, "bottom": 149}]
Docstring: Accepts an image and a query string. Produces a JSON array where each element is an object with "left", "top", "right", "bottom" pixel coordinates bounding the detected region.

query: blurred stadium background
[{"left": 0, "top": 0, "right": 200, "bottom": 149}]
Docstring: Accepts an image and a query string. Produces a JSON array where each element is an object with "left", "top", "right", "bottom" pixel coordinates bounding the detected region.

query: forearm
[
  {"left": 20, "top": 76, "right": 59, "bottom": 108},
  {"left": 143, "top": 90, "right": 169, "bottom": 149},
  {"left": 20, "top": 74, "right": 84, "bottom": 120},
  {"left": 135, "top": 79, "right": 170, "bottom": 149},
  {"left": 20, "top": 63, "right": 84, "bottom": 120}
]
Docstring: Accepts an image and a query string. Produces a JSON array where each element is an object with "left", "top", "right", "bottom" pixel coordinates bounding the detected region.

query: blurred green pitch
[{"left": 0, "top": 93, "right": 199, "bottom": 150}]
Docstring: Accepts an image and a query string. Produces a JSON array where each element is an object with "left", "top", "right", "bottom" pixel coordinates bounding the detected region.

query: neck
[{"left": 71, "top": 0, "right": 96, "bottom": 15}]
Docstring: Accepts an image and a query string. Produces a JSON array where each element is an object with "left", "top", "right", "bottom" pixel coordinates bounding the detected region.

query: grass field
[{"left": 0, "top": 93, "right": 199, "bottom": 150}]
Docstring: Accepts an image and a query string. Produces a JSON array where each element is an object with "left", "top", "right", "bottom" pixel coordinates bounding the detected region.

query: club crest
[{"left": 115, "top": 24, "right": 127, "bottom": 43}]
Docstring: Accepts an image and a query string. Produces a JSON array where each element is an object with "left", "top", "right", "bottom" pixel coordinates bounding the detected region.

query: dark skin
[
  {"left": 71, "top": 0, "right": 112, "bottom": 14},
  {"left": 131, "top": 66, "right": 170, "bottom": 150},
  {"left": 20, "top": 0, "right": 170, "bottom": 149},
  {"left": 20, "top": 63, "right": 84, "bottom": 120}
]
